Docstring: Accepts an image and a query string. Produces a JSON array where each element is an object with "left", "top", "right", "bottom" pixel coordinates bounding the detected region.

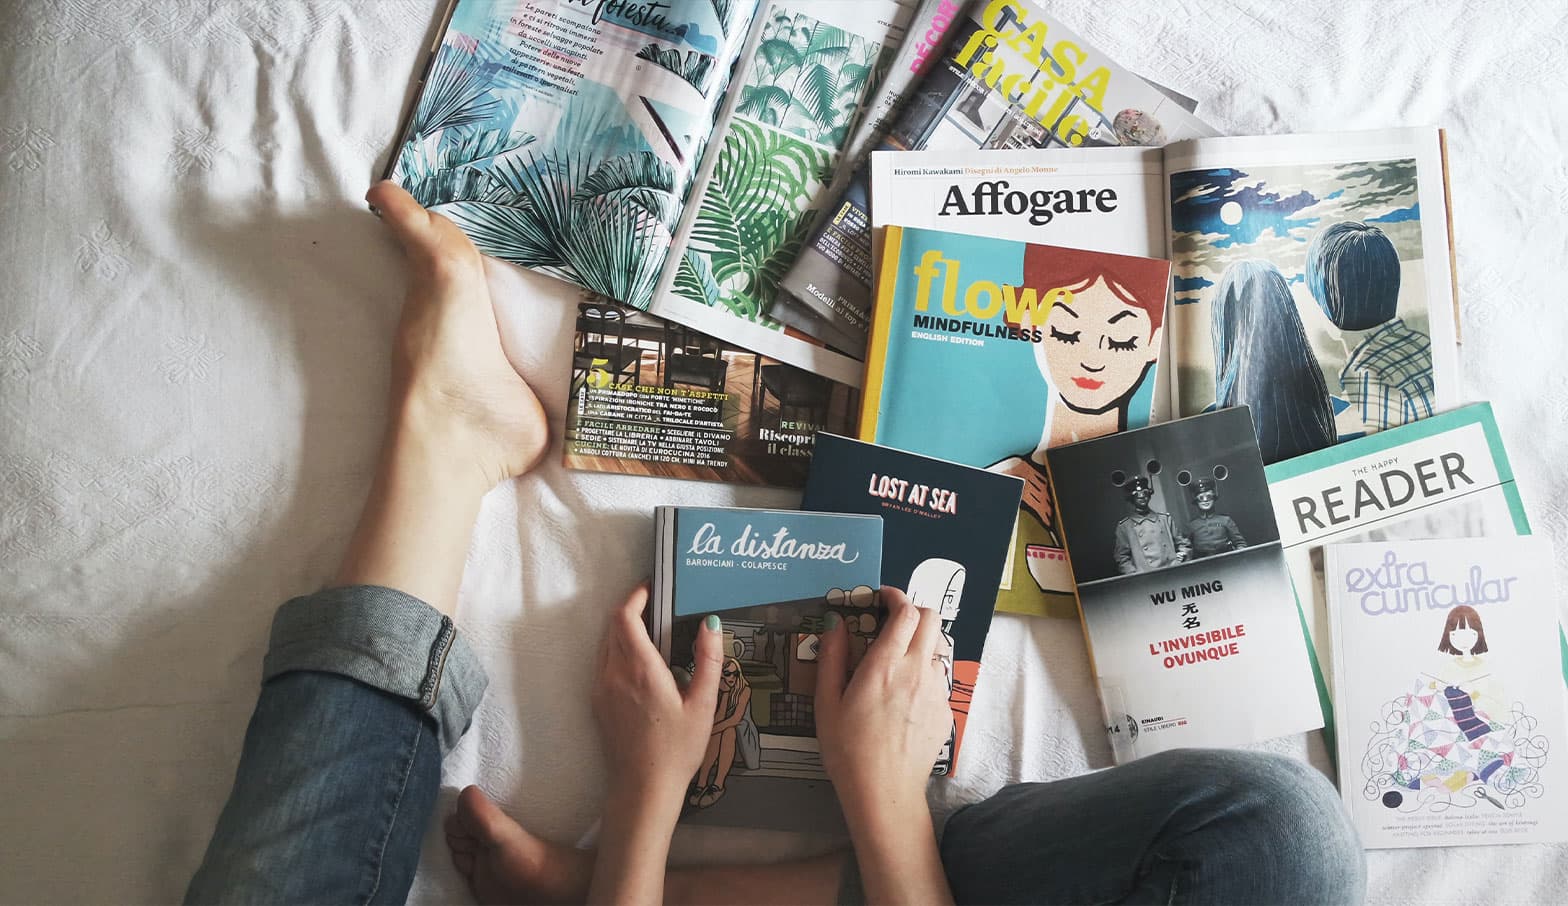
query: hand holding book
[
  {"left": 815, "top": 587, "right": 955, "bottom": 906},
  {"left": 589, "top": 583, "right": 726, "bottom": 905}
]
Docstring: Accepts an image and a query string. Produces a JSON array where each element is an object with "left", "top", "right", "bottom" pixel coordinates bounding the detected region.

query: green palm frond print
[
  {"left": 428, "top": 149, "right": 673, "bottom": 307},
  {"left": 412, "top": 44, "right": 501, "bottom": 135},
  {"left": 677, "top": 119, "right": 829, "bottom": 320},
  {"left": 395, "top": 129, "right": 536, "bottom": 208},
  {"left": 736, "top": 11, "right": 885, "bottom": 149}
]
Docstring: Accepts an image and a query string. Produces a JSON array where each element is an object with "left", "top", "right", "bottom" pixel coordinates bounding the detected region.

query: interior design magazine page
[
  {"left": 1326, "top": 537, "right": 1568, "bottom": 849},
  {"left": 388, "top": 0, "right": 761, "bottom": 307},
  {"left": 644, "top": 0, "right": 916, "bottom": 387},
  {"left": 562, "top": 299, "right": 859, "bottom": 487},
  {"left": 1163, "top": 127, "right": 1460, "bottom": 463},
  {"left": 773, "top": 0, "right": 1214, "bottom": 356}
]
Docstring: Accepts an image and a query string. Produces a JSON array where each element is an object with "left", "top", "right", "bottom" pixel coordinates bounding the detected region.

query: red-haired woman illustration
[{"left": 990, "top": 246, "right": 1171, "bottom": 602}]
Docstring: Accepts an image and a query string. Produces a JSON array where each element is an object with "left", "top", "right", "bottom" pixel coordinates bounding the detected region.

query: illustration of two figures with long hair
[
  {"left": 1210, "top": 220, "right": 1434, "bottom": 463},
  {"left": 1362, "top": 605, "right": 1550, "bottom": 813}
]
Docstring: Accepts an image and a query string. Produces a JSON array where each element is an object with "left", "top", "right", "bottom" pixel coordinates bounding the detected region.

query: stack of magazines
[{"left": 387, "top": 0, "right": 1568, "bottom": 849}]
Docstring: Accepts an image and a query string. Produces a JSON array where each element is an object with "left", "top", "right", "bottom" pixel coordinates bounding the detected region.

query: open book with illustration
[
  {"left": 387, "top": 0, "right": 918, "bottom": 388},
  {"left": 870, "top": 126, "right": 1461, "bottom": 463},
  {"left": 1325, "top": 537, "right": 1568, "bottom": 849},
  {"left": 861, "top": 225, "right": 1172, "bottom": 618}
]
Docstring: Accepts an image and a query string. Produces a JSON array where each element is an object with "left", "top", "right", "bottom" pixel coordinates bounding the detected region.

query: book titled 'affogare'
[{"left": 649, "top": 506, "right": 882, "bottom": 832}]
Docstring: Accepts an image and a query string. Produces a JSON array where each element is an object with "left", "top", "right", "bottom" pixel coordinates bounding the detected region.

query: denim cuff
[{"left": 262, "top": 585, "right": 489, "bottom": 753}]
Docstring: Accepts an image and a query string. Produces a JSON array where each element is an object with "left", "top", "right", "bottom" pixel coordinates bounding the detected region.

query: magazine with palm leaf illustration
[{"left": 386, "top": 0, "right": 916, "bottom": 387}]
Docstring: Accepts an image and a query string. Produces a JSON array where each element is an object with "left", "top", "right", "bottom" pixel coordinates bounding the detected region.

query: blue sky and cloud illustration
[{"left": 1169, "top": 159, "right": 1423, "bottom": 302}]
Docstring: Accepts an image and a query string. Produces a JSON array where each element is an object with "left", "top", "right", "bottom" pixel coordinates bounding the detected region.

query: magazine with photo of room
[
  {"left": 564, "top": 299, "right": 859, "bottom": 487},
  {"left": 1045, "top": 406, "right": 1322, "bottom": 763}
]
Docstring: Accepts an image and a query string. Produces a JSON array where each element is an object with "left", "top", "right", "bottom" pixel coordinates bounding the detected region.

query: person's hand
[
  {"left": 990, "top": 454, "right": 1052, "bottom": 525},
  {"left": 816, "top": 587, "right": 951, "bottom": 824},
  {"left": 591, "top": 583, "right": 723, "bottom": 813},
  {"left": 366, "top": 180, "right": 549, "bottom": 490}
]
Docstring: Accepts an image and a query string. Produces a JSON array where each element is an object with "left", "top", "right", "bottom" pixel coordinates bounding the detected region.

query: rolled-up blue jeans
[{"left": 188, "top": 587, "right": 1364, "bottom": 904}]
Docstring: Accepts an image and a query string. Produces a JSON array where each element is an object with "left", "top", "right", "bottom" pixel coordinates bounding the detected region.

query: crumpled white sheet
[{"left": 2, "top": 1, "right": 1566, "bottom": 903}]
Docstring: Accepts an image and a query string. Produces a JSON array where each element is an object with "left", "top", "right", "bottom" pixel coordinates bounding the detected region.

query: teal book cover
[
  {"left": 649, "top": 505, "right": 882, "bottom": 831},
  {"left": 862, "top": 224, "right": 1171, "bottom": 620}
]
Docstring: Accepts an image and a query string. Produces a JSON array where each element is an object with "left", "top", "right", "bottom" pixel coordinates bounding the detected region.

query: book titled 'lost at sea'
[{"left": 649, "top": 506, "right": 882, "bottom": 832}]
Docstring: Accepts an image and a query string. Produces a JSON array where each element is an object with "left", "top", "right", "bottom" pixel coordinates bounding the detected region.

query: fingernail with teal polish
[
  {"left": 824, "top": 612, "right": 841, "bottom": 631},
  {"left": 704, "top": 614, "right": 721, "bottom": 632}
]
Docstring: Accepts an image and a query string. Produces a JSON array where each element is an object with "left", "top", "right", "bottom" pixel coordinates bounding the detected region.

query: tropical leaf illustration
[
  {"left": 674, "top": 249, "right": 721, "bottom": 308},
  {"left": 453, "top": 150, "right": 671, "bottom": 307},
  {"left": 393, "top": 128, "right": 536, "bottom": 208},
  {"left": 756, "top": 38, "right": 802, "bottom": 73},
  {"left": 680, "top": 120, "right": 828, "bottom": 318},
  {"left": 709, "top": 0, "right": 736, "bottom": 37},
  {"left": 737, "top": 12, "right": 885, "bottom": 148},
  {"left": 737, "top": 84, "right": 790, "bottom": 125},
  {"left": 790, "top": 61, "right": 840, "bottom": 132},
  {"left": 437, "top": 199, "right": 560, "bottom": 268},
  {"left": 635, "top": 43, "right": 715, "bottom": 94},
  {"left": 411, "top": 44, "right": 500, "bottom": 135}
]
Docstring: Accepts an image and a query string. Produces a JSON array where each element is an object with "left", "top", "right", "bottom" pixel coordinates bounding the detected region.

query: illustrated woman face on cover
[
  {"left": 1016, "top": 245, "right": 1165, "bottom": 439},
  {"left": 1438, "top": 605, "right": 1488, "bottom": 658}
]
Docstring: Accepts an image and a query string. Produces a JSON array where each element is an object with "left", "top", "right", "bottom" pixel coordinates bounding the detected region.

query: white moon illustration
[{"left": 1220, "top": 201, "right": 1243, "bottom": 225}]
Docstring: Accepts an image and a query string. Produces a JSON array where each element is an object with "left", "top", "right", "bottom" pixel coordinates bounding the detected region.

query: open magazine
[
  {"left": 871, "top": 126, "right": 1461, "bottom": 463},
  {"left": 386, "top": 0, "right": 917, "bottom": 387},
  {"left": 769, "top": 0, "right": 1215, "bottom": 358}
]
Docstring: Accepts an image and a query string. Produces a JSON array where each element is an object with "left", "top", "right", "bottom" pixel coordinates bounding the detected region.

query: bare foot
[
  {"left": 367, "top": 180, "right": 551, "bottom": 488},
  {"left": 445, "top": 785, "right": 594, "bottom": 905}
]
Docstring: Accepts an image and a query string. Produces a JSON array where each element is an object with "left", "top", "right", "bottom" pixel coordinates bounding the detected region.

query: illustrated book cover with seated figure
[
  {"left": 1325, "top": 536, "right": 1568, "bottom": 849},
  {"left": 861, "top": 224, "right": 1171, "bottom": 620},
  {"left": 1045, "top": 406, "right": 1324, "bottom": 762},
  {"left": 801, "top": 433, "right": 1024, "bottom": 776},
  {"left": 649, "top": 506, "right": 882, "bottom": 831}
]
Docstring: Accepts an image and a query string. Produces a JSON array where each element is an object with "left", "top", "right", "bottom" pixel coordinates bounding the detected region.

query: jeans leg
[
  {"left": 938, "top": 749, "right": 1365, "bottom": 905},
  {"left": 186, "top": 586, "right": 489, "bottom": 905}
]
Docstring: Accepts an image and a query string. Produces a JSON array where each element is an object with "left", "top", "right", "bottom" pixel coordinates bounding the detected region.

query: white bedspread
[{"left": 3, "top": 1, "right": 1566, "bottom": 902}]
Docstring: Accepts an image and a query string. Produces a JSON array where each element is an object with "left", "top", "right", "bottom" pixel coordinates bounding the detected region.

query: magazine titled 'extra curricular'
[{"left": 1325, "top": 536, "right": 1568, "bottom": 849}]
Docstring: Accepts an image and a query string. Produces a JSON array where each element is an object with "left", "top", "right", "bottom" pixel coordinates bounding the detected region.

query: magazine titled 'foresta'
[{"left": 388, "top": 0, "right": 918, "bottom": 387}]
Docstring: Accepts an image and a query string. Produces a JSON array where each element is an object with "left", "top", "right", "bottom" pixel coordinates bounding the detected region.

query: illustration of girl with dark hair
[
  {"left": 989, "top": 245, "right": 1172, "bottom": 603},
  {"left": 688, "top": 656, "right": 757, "bottom": 810},
  {"left": 1210, "top": 258, "right": 1335, "bottom": 464},
  {"left": 1360, "top": 605, "right": 1548, "bottom": 813}
]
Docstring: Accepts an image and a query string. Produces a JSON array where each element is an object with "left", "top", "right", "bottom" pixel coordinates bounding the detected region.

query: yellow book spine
[{"left": 857, "top": 225, "right": 903, "bottom": 442}]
